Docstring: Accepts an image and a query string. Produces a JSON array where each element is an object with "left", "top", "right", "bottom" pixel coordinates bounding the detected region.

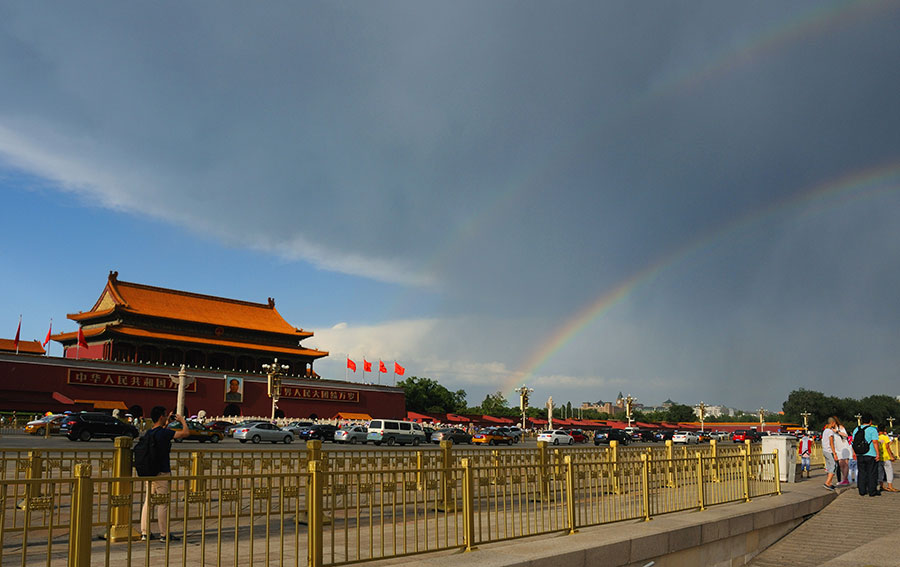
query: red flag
[
  {"left": 378, "top": 360, "right": 387, "bottom": 373},
  {"left": 13, "top": 317, "right": 21, "bottom": 351},
  {"left": 347, "top": 358, "right": 357, "bottom": 372},
  {"left": 394, "top": 362, "right": 405, "bottom": 376},
  {"left": 77, "top": 327, "right": 88, "bottom": 349},
  {"left": 363, "top": 359, "right": 372, "bottom": 372},
  {"left": 42, "top": 321, "right": 52, "bottom": 347}
]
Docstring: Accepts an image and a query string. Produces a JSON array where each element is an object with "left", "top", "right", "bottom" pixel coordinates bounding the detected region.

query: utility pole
[{"left": 263, "top": 358, "right": 289, "bottom": 421}]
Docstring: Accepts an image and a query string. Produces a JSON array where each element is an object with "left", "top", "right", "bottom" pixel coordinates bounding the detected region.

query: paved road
[{"left": 0, "top": 432, "right": 665, "bottom": 451}]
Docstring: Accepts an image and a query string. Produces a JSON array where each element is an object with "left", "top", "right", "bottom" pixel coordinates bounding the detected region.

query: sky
[{"left": 2, "top": 1, "right": 900, "bottom": 414}]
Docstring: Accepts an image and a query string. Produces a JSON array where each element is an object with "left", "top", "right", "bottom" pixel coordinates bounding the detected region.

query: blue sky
[{"left": 2, "top": 1, "right": 900, "bottom": 413}]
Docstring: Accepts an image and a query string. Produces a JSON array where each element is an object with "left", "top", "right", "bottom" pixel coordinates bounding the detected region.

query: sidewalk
[
  {"left": 750, "top": 471, "right": 900, "bottom": 567},
  {"left": 364, "top": 470, "right": 839, "bottom": 567}
]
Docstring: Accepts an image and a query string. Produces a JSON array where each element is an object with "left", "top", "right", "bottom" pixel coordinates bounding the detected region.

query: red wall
[{"left": 0, "top": 355, "right": 405, "bottom": 419}]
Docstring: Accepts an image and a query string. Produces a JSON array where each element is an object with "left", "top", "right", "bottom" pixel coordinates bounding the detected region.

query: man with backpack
[
  {"left": 852, "top": 413, "right": 881, "bottom": 497},
  {"left": 138, "top": 406, "right": 189, "bottom": 541}
]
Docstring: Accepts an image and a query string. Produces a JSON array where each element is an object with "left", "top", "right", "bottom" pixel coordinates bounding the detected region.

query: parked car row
[{"left": 49, "top": 411, "right": 768, "bottom": 446}]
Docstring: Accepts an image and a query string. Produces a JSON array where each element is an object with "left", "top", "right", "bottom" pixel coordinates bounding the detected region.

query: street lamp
[
  {"left": 698, "top": 401, "right": 707, "bottom": 433},
  {"left": 515, "top": 385, "right": 534, "bottom": 430},
  {"left": 854, "top": 413, "right": 862, "bottom": 427},
  {"left": 800, "top": 411, "right": 811, "bottom": 431},
  {"left": 263, "top": 358, "right": 289, "bottom": 421},
  {"left": 547, "top": 396, "right": 554, "bottom": 430},
  {"left": 758, "top": 407, "right": 765, "bottom": 433},
  {"left": 625, "top": 395, "right": 635, "bottom": 427},
  {"left": 888, "top": 416, "right": 895, "bottom": 434}
]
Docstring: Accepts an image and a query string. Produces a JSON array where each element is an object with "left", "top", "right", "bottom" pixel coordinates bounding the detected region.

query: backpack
[
  {"left": 851, "top": 426, "right": 870, "bottom": 455},
  {"left": 133, "top": 429, "right": 160, "bottom": 477}
]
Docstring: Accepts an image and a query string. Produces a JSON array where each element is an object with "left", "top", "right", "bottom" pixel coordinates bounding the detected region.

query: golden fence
[{"left": 0, "top": 439, "right": 782, "bottom": 567}]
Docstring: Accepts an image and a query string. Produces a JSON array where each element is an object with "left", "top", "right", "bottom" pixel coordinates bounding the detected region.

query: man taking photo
[{"left": 141, "top": 406, "right": 189, "bottom": 541}]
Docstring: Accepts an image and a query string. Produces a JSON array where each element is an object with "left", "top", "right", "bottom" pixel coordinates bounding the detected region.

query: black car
[
  {"left": 60, "top": 412, "right": 139, "bottom": 442},
  {"left": 297, "top": 424, "right": 338, "bottom": 442},
  {"left": 593, "top": 427, "right": 630, "bottom": 446},
  {"left": 633, "top": 429, "right": 657, "bottom": 442},
  {"left": 430, "top": 428, "right": 473, "bottom": 444}
]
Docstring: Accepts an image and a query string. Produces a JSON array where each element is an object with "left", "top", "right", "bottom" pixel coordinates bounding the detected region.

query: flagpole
[{"left": 15, "top": 315, "right": 21, "bottom": 355}]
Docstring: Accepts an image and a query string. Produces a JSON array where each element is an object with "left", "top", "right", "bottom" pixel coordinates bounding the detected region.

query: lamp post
[
  {"left": 698, "top": 401, "right": 707, "bottom": 433},
  {"left": 758, "top": 407, "right": 765, "bottom": 433},
  {"left": 888, "top": 416, "right": 895, "bottom": 434},
  {"left": 169, "top": 364, "right": 195, "bottom": 417},
  {"left": 263, "top": 358, "right": 289, "bottom": 421},
  {"left": 800, "top": 411, "right": 811, "bottom": 431},
  {"left": 547, "top": 396, "right": 554, "bottom": 430},
  {"left": 515, "top": 385, "right": 534, "bottom": 430},
  {"left": 625, "top": 395, "right": 635, "bottom": 427},
  {"left": 854, "top": 413, "right": 862, "bottom": 427}
]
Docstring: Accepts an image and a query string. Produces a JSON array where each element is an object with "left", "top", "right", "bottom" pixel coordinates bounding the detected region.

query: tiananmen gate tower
[{"left": 0, "top": 272, "right": 404, "bottom": 419}]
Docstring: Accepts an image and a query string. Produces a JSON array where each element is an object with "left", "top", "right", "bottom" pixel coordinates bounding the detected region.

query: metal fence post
[
  {"left": 439, "top": 440, "right": 455, "bottom": 512},
  {"left": 610, "top": 440, "right": 620, "bottom": 494},
  {"left": 416, "top": 450, "right": 424, "bottom": 490},
  {"left": 491, "top": 449, "right": 501, "bottom": 485},
  {"left": 17, "top": 450, "right": 43, "bottom": 510},
  {"left": 641, "top": 454, "right": 651, "bottom": 521},
  {"left": 564, "top": 455, "right": 577, "bottom": 534},
  {"left": 773, "top": 449, "right": 781, "bottom": 495},
  {"left": 537, "top": 441, "right": 549, "bottom": 501},
  {"left": 68, "top": 463, "right": 93, "bottom": 567},
  {"left": 710, "top": 439, "right": 720, "bottom": 482},
  {"left": 696, "top": 453, "right": 705, "bottom": 511},
  {"left": 190, "top": 450, "right": 206, "bottom": 495},
  {"left": 307, "top": 439, "right": 322, "bottom": 467},
  {"left": 665, "top": 439, "right": 675, "bottom": 488},
  {"left": 742, "top": 446, "right": 751, "bottom": 502},
  {"left": 104, "top": 436, "right": 140, "bottom": 541},
  {"left": 461, "top": 458, "right": 477, "bottom": 551},
  {"left": 307, "top": 459, "right": 324, "bottom": 567}
]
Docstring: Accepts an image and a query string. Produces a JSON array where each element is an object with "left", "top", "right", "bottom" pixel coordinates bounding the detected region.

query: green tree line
[
  {"left": 397, "top": 377, "right": 900, "bottom": 430},
  {"left": 781, "top": 388, "right": 900, "bottom": 431}
]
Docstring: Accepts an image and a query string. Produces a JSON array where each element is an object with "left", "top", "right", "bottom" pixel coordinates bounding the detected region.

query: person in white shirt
[
  {"left": 832, "top": 417, "right": 851, "bottom": 486},
  {"left": 822, "top": 418, "right": 838, "bottom": 490}
]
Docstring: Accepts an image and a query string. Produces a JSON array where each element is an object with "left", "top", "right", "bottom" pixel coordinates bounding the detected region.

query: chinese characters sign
[
  {"left": 278, "top": 386, "right": 359, "bottom": 403},
  {"left": 67, "top": 369, "right": 198, "bottom": 392}
]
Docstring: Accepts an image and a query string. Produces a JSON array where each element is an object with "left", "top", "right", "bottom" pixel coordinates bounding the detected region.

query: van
[{"left": 366, "top": 420, "right": 426, "bottom": 446}]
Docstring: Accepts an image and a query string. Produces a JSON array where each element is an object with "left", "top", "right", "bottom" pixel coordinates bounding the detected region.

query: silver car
[
  {"left": 334, "top": 425, "right": 368, "bottom": 444},
  {"left": 233, "top": 422, "right": 294, "bottom": 444}
]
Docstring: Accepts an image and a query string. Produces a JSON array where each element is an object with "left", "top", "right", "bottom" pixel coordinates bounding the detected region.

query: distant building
[{"left": 693, "top": 404, "right": 733, "bottom": 418}]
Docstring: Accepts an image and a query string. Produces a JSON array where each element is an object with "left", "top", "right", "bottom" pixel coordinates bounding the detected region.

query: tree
[
  {"left": 478, "top": 391, "right": 513, "bottom": 416},
  {"left": 666, "top": 404, "right": 696, "bottom": 423},
  {"left": 396, "top": 376, "right": 467, "bottom": 414}
]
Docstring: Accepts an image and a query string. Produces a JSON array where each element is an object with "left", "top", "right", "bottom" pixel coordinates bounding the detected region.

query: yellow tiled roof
[{"left": 68, "top": 272, "right": 311, "bottom": 336}]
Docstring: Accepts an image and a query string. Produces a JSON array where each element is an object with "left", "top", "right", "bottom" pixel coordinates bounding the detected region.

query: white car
[
  {"left": 672, "top": 431, "right": 700, "bottom": 444},
  {"left": 537, "top": 430, "right": 574, "bottom": 445}
]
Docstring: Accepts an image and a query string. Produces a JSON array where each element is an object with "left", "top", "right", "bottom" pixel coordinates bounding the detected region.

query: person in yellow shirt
[{"left": 878, "top": 426, "right": 896, "bottom": 492}]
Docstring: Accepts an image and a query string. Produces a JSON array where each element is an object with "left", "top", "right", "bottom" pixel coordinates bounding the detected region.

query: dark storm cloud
[{"left": 1, "top": 1, "right": 899, "bottom": 408}]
